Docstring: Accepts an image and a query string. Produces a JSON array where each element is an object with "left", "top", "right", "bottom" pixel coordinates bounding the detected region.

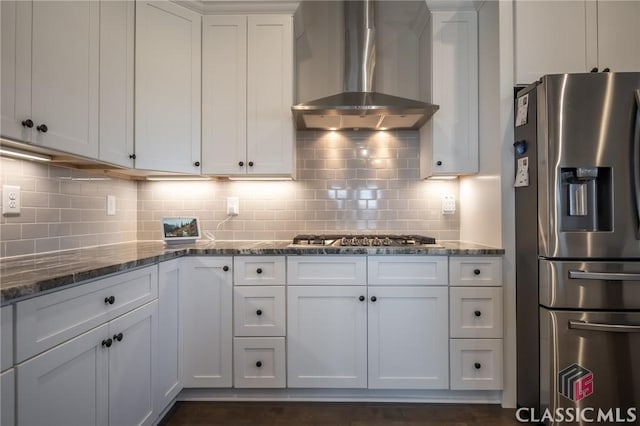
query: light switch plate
[
  {"left": 442, "top": 194, "right": 456, "bottom": 215},
  {"left": 106, "top": 195, "right": 116, "bottom": 216},
  {"left": 2, "top": 185, "right": 21, "bottom": 215}
]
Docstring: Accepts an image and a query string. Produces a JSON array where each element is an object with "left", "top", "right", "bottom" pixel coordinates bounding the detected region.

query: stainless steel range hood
[{"left": 292, "top": 0, "right": 438, "bottom": 131}]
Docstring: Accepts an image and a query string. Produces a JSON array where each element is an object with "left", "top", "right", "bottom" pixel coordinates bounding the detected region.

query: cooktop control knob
[
  {"left": 372, "top": 237, "right": 381, "bottom": 246},
  {"left": 362, "top": 237, "right": 369, "bottom": 246},
  {"left": 350, "top": 237, "right": 358, "bottom": 246},
  {"left": 341, "top": 237, "right": 349, "bottom": 246},
  {"left": 383, "top": 237, "right": 392, "bottom": 246}
]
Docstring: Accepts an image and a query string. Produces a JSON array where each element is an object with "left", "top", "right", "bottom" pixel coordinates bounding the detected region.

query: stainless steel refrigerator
[{"left": 514, "top": 72, "right": 640, "bottom": 423}]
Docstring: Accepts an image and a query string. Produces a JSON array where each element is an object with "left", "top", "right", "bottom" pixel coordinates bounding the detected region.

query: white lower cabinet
[
  {"left": 156, "top": 260, "right": 182, "bottom": 411},
  {"left": 287, "top": 285, "right": 367, "bottom": 388},
  {"left": 367, "top": 286, "right": 449, "bottom": 389},
  {"left": 1, "top": 368, "right": 15, "bottom": 426},
  {"left": 16, "top": 301, "right": 157, "bottom": 426},
  {"left": 181, "top": 257, "right": 233, "bottom": 388},
  {"left": 233, "top": 337, "right": 286, "bottom": 388}
]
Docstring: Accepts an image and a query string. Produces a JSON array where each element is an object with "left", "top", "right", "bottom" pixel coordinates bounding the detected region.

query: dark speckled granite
[{"left": 0, "top": 240, "right": 503, "bottom": 305}]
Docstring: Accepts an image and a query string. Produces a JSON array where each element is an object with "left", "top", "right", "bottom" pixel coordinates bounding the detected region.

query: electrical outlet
[
  {"left": 106, "top": 195, "right": 116, "bottom": 216},
  {"left": 2, "top": 185, "right": 21, "bottom": 215},
  {"left": 442, "top": 194, "right": 456, "bottom": 215},
  {"left": 227, "top": 196, "right": 239, "bottom": 216}
]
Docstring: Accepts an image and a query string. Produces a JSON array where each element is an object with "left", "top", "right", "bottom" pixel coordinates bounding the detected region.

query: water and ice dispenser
[{"left": 560, "top": 167, "right": 613, "bottom": 232}]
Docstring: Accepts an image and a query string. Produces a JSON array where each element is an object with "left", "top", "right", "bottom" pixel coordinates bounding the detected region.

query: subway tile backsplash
[
  {"left": 138, "top": 131, "right": 460, "bottom": 241},
  {"left": 0, "top": 158, "right": 137, "bottom": 257},
  {"left": 1, "top": 131, "right": 459, "bottom": 256}
]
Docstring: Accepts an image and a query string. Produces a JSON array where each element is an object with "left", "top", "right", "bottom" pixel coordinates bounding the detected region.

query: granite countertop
[{"left": 0, "top": 240, "right": 504, "bottom": 305}]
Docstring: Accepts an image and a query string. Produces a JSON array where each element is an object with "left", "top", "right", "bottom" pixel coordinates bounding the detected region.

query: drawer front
[
  {"left": 287, "top": 256, "right": 366, "bottom": 286},
  {"left": 450, "top": 287, "right": 503, "bottom": 338},
  {"left": 15, "top": 265, "right": 158, "bottom": 363},
  {"left": 233, "top": 337, "right": 286, "bottom": 388},
  {"left": 234, "top": 256, "right": 285, "bottom": 286},
  {"left": 450, "top": 339, "right": 503, "bottom": 390},
  {"left": 234, "top": 286, "right": 285, "bottom": 337},
  {"left": 449, "top": 256, "right": 502, "bottom": 286},
  {"left": 368, "top": 256, "right": 448, "bottom": 286},
  {"left": 1, "top": 305, "right": 13, "bottom": 371}
]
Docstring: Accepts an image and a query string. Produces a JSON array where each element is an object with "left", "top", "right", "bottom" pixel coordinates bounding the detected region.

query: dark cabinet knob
[
  {"left": 102, "top": 338, "right": 113, "bottom": 348},
  {"left": 238, "top": 161, "right": 244, "bottom": 167},
  {"left": 256, "top": 361, "right": 262, "bottom": 368},
  {"left": 256, "top": 268, "right": 262, "bottom": 274},
  {"left": 36, "top": 124, "right": 48, "bottom": 133},
  {"left": 473, "top": 269, "right": 481, "bottom": 276},
  {"left": 248, "top": 161, "right": 254, "bottom": 167},
  {"left": 21, "top": 119, "right": 34, "bottom": 128},
  {"left": 359, "top": 295, "right": 365, "bottom": 301},
  {"left": 436, "top": 160, "right": 442, "bottom": 166},
  {"left": 603, "top": 67, "right": 610, "bottom": 72},
  {"left": 113, "top": 332, "right": 123, "bottom": 342},
  {"left": 474, "top": 362, "right": 481, "bottom": 369},
  {"left": 590, "top": 67, "right": 599, "bottom": 73},
  {"left": 129, "top": 154, "right": 136, "bottom": 160},
  {"left": 256, "top": 309, "right": 262, "bottom": 316},
  {"left": 223, "top": 265, "right": 229, "bottom": 272},
  {"left": 104, "top": 296, "right": 115, "bottom": 305},
  {"left": 370, "top": 296, "right": 377, "bottom": 302},
  {"left": 474, "top": 310, "right": 482, "bottom": 317},
  {"left": 194, "top": 161, "right": 200, "bottom": 167}
]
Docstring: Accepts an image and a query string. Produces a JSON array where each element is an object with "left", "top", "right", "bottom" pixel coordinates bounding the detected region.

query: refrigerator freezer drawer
[
  {"left": 539, "top": 259, "right": 640, "bottom": 309},
  {"left": 540, "top": 309, "right": 640, "bottom": 425}
]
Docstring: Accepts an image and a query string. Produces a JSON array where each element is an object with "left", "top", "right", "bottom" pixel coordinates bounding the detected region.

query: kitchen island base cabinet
[
  {"left": 181, "top": 257, "right": 233, "bottom": 388},
  {"left": 367, "top": 286, "right": 449, "bottom": 389},
  {"left": 287, "top": 286, "right": 367, "bottom": 388},
  {"left": 16, "top": 301, "right": 157, "bottom": 426},
  {"left": 1, "top": 369, "right": 15, "bottom": 426}
]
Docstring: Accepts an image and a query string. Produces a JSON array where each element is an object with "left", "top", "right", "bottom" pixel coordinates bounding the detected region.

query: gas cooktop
[{"left": 290, "top": 234, "right": 438, "bottom": 247}]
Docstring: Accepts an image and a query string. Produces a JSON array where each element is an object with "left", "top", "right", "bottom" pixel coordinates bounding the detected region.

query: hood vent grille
[{"left": 291, "top": 0, "right": 438, "bottom": 131}]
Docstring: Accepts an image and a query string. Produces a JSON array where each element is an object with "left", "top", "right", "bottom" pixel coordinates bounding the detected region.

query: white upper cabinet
[
  {"left": 1, "top": 1, "right": 135, "bottom": 167},
  {"left": 202, "top": 14, "right": 295, "bottom": 177},
  {"left": 420, "top": 10, "right": 478, "bottom": 178},
  {"left": 135, "top": 1, "right": 202, "bottom": 174},
  {"left": 515, "top": 0, "right": 640, "bottom": 85}
]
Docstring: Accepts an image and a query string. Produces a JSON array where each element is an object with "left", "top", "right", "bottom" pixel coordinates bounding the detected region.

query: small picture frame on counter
[{"left": 161, "top": 217, "right": 201, "bottom": 244}]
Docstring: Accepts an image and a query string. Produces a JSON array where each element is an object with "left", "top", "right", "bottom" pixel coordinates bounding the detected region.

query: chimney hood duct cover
[{"left": 292, "top": 0, "right": 438, "bottom": 131}]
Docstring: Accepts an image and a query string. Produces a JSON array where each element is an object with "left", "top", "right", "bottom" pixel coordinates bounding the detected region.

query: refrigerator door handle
[
  {"left": 569, "top": 320, "right": 640, "bottom": 333},
  {"left": 634, "top": 89, "right": 640, "bottom": 239},
  {"left": 569, "top": 270, "right": 640, "bottom": 280}
]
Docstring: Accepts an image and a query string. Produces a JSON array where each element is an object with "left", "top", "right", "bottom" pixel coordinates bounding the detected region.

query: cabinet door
[
  {"left": 181, "top": 257, "right": 233, "bottom": 387},
  {"left": 98, "top": 0, "right": 134, "bottom": 167},
  {"left": 17, "top": 324, "right": 109, "bottom": 426},
  {"left": 514, "top": 0, "right": 589, "bottom": 84},
  {"left": 287, "top": 286, "right": 367, "bottom": 388},
  {"left": 108, "top": 301, "right": 157, "bottom": 426},
  {"left": 135, "top": 1, "right": 201, "bottom": 174},
  {"left": 367, "top": 286, "right": 449, "bottom": 389},
  {"left": 202, "top": 15, "right": 248, "bottom": 175},
  {"left": 30, "top": 1, "right": 100, "bottom": 157},
  {"left": 155, "top": 260, "right": 182, "bottom": 412},
  {"left": 1, "top": 305, "right": 13, "bottom": 372},
  {"left": 1, "top": 1, "right": 32, "bottom": 142},
  {"left": 597, "top": 1, "right": 640, "bottom": 72},
  {"left": 424, "top": 11, "right": 478, "bottom": 177},
  {"left": 1, "top": 369, "right": 15, "bottom": 426},
  {"left": 246, "top": 15, "right": 295, "bottom": 176}
]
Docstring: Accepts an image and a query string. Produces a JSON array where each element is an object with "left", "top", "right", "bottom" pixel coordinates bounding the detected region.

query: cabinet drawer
[
  {"left": 1, "top": 305, "right": 13, "bottom": 371},
  {"left": 15, "top": 265, "right": 158, "bottom": 363},
  {"left": 450, "top": 339, "right": 503, "bottom": 390},
  {"left": 449, "top": 256, "right": 502, "bottom": 286},
  {"left": 450, "top": 287, "right": 503, "bottom": 338},
  {"left": 287, "top": 256, "right": 366, "bottom": 286},
  {"left": 368, "top": 256, "right": 448, "bottom": 286},
  {"left": 234, "top": 286, "right": 285, "bottom": 337},
  {"left": 233, "top": 337, "right": 285, "bottom": 388},
  {"left": 234, "top": 256, "right": 285, "bottom": 285}
]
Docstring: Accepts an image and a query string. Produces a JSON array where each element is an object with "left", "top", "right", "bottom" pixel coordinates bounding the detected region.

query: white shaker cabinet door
[
  {"left": 1, "top": 369, "right": 15, "bottom": 426},
  {"left": 181, "top": 257, "right": 233, "bottom": 388},
  {"left": 287, "top": 286, "right": 367, "bottom": 388},
  {"left": 108, "top": 301, "right": 157, "bottom": 426},
  {"left": 135, "top": 1, "right": 201, "bottom": 174},
  {"left": 17, "top": 324, "right": 109, "bottom": 426},
  {"left": 367, "top": 286, "right": 449, "bottom": 389}
]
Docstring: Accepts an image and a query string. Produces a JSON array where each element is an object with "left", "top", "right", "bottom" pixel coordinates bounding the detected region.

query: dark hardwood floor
[{"left": 161, "top": 401, "right": 520, "bottom": 425}]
